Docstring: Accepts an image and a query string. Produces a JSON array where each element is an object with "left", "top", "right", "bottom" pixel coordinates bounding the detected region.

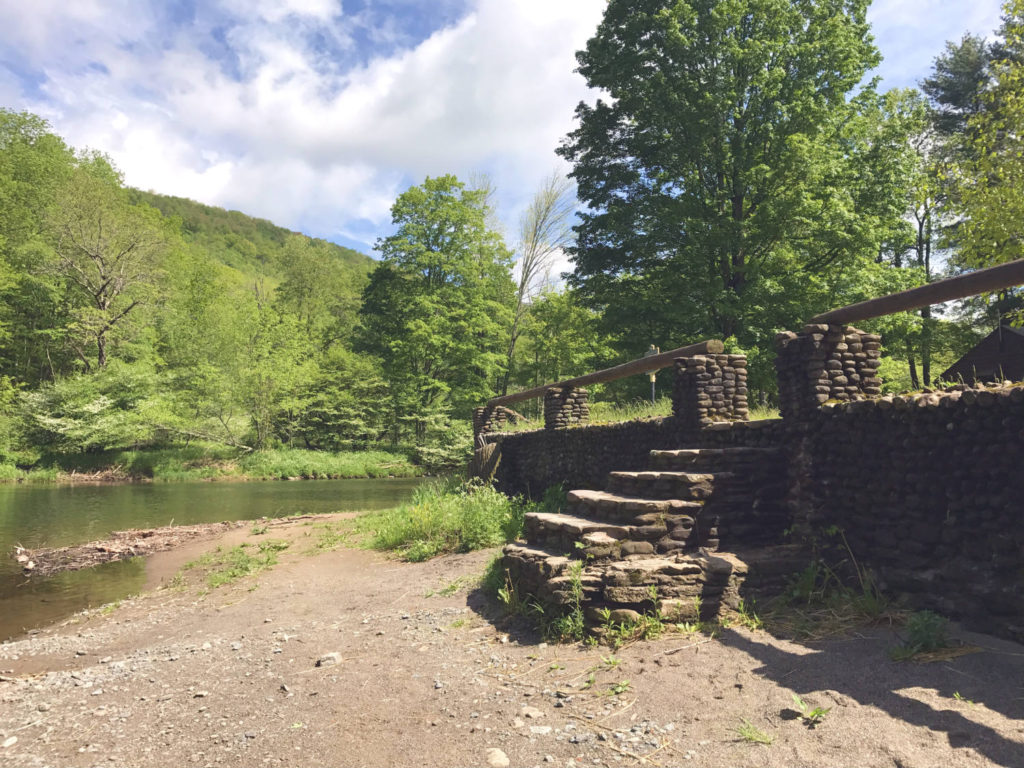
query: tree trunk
[
  {"left": 906, "top": 341, "right": 920, "bottom": 390},
  {"left": 97, "top": 331, "right": 107, "bottom": 368}
]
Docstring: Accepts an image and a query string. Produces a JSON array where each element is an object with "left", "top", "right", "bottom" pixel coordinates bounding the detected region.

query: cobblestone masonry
[
  {"left": 673, "top": 354, "right": 749, "bottom": 428},
  {"left": 775, "top": 323, "right": 882, "bottom": 419},
  {"left": 483, "top": 331, "right": 1024, "bottom": 642},
  {"left": 543, "top": 387, "right": 590, "bottom": 430}
]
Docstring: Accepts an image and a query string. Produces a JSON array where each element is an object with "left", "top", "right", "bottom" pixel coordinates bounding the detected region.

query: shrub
[{"left": 357, "top": 477, "right": 527, "bottom": 561}]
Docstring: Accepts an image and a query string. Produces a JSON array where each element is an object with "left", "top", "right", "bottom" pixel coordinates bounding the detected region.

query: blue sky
[{"left": 0, "top": 0, "right": 1008, "bottom": 256}]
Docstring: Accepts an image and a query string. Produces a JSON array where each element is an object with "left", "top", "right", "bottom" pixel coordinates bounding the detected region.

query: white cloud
[
  {"left": 5, "top": 0, "right": 1004, "bottom": 254},
  {"left": 867, "top": 0, "right": 1005, "bottom": 89},
  {"left": 1, "top": 0, "right": 602, "bottom": 251}
]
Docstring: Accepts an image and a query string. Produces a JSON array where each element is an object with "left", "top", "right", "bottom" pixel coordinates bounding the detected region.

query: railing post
[
  {"left": 673, "top": 353, "right": 749, "bottom": 430},
  {"left": 775, "top": 324, "right": 882, "bottom": 420},
  {"left": 543, "top": 387, "right": 590, "bottom": 430}
]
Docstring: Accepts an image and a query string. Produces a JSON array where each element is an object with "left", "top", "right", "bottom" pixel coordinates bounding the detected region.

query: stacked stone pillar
[
  {"left": 543, "top": 387, "right": 589, "bottom": 430},
  {"left": 672, "top": 354, "right": 749, "bottom": 430},
  {"left": 472, "top": 405, "right": 523, "bottom": 442},
  {"left": 774, "top": 324, "right": 882, "bottom": 420}
]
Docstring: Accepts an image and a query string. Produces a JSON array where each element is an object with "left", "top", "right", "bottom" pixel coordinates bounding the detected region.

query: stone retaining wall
[
  {"left": 792, "top": 383, "right": 1024, "bottom": 641},
  {"left": 480, "top": 418, "right": 785, "bottom": 499}
]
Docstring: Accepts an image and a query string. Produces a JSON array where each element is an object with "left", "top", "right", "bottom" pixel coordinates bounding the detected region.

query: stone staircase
[{"left": 503, "top": 446, "right": 804, "bottom": 624}]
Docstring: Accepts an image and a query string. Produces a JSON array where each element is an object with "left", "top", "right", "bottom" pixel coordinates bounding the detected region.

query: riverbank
[
  {"left": 2, "top": 517, "right": 1023, "bottom": 768},
  {"left": 0, "top": 446, "right": 422, "bottom": 485}
]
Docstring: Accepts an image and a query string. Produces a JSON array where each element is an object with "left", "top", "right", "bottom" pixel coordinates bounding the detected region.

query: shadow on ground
[{"left": 719, "top": 625, "right": 1024, "bottom": 766}]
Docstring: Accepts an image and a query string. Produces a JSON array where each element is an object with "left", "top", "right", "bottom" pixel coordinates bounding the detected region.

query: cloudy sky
[{"left": 0, "top": 0, "right": 1008, "bottom": 255}]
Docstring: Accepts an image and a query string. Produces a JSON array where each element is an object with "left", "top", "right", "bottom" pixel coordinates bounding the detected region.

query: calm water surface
[{"left": 0, "top": 478, "right": 422, "bottom": 640}]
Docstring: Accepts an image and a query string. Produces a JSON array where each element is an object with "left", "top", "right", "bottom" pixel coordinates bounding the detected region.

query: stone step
[
  {"left": 502, "top": 541, "right": 810, "bottom": 625},
  {"left": 648, "top": 447, "right": 783, "bottom": 471},
  {"left": 606, "top": 470, "right": 735, "bottom": 500},
  {"left": 566, "top": 489, "right": 703, "bottom": 525},
  {"left": 524, "top": 509, "right": 701, "bottom": 561}
]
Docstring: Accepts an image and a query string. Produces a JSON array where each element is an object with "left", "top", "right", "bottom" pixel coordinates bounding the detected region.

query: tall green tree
[
  {"left": 0, "top": 111, "right": 75, "bottom": 384},
  {"left": 956, "top": 0, "right": 1024, "bottom": 272},
  {"left": 358, "top": 175, "right": 514, "bottom": 441},
  {"left": 44, "top": 154, "right": 174, "bottom": 369},
  {"left": 558, "top": 0, "right": 914, "bottom": 368}
]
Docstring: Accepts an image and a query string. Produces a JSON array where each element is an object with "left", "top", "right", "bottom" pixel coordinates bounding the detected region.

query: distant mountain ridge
[{"left": 129, "top": 189, "right": 373, "bottom": 277}]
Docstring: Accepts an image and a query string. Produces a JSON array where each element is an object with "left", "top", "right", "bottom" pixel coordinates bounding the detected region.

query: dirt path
[{"left": 2, "top": 517, "right": 1023, "bottom": 768}]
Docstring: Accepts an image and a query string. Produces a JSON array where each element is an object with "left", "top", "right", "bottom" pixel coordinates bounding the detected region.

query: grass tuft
[
  {"left": 737, "top": 718, "right": 774, "bottom": 745},
  {"left": 183, "top": 539, "right": 290, "bottom": 588},
  {"left": 354, "top": 477, "right": 528, "bottom": 561}
]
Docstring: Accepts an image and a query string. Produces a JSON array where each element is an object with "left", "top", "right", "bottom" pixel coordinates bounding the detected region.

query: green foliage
[
  {"left": 18, "top": 360, "right": 166, "bottom": 452},
  {"left": 737, "top": 718, "right": 775, "bottom": 746},
  {"left": 357, "top": 477, "right": 527, "bottom": 561},
  {"left": 560, "top": 0, "right": 919, "bottom": 393},
  {"left": 791, "top": 693, "right": 831, "bottom": 727},
  {"left": 955, "top": 1, "right": 1024, "bottom": 269},
  {"left": 546, "top": 561, "right": 586, "bottom": 642},
  {"left": 358, "top": 175, "right": 515, "bottom": 440},
  {"left": 890, "top": 610, "right": 951, "bottom": 660},
  {"left": 14, "top": 444, "right": 416, "bottom": 483},
  {"left": 184, "top": 540, "right": 289, "bottom": 589},
  {"left": 238, "top": 447, "right": 417, "bottom": 480},
  {"left": 130, "top": 190, "right": 371, "bottom": 281}
]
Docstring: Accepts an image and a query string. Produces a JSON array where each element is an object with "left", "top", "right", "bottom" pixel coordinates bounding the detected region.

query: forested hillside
[{"left": 129, "top": 190, "right": 371, "bottom": 279}]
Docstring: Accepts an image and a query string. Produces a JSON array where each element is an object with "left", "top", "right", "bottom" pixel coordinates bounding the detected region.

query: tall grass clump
[
  {"left": 357, "top": 477, "right": 528, "bottom": 561},
  {"left": 238, "top": 448, "right": 418, "bottom": 480}
]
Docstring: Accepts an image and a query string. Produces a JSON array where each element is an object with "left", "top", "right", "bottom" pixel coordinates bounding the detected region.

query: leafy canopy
[{"left": 559, "top": 0, "right": 918, "bottom": 384}]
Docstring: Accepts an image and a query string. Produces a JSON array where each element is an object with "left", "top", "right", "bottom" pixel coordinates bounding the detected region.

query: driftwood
[{"left": 12, "top": 521, "right": 247, "bottom": 578}]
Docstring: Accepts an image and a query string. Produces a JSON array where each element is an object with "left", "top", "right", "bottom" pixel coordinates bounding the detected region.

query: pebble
[
  {"left": 2, "top": 736, "right": 17, "bottom": 749},
  {"left": 434, "top": 681, "right": 444, "bottom": 689},
  {"left": 316, "top": 653, "right": 342, "bottom": 668},
  {"left": 530, "top": 725, "right": 552, "bottom": 736},
  {"left": 194, "top": 691, "right": 209, "bottom": 698},
  {"left": 231, "top": 642, "right": 242, "bottom": 651},
  {"left": 521, "top": 705, "right": 544, "bottom": 718},
  {"left": 485, "top": 747, "right": 510, "bottom": 768}
]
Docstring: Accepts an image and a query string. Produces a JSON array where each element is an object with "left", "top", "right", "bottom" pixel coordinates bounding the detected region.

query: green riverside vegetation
[{"left": 354, "top": 478, "right": 532, "bottom": 562}]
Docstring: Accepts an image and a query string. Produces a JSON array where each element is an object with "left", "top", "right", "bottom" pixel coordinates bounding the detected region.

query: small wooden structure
[{"left": 939, "top": 325, "right": 1024, "bottom": 383}]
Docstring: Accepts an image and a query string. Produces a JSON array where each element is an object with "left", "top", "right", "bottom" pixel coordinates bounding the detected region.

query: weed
[
  {"left": 607, "top": 680, "right": 631, "bottom": 696},
  {"left": 736, "top": 718, "right": 774, "bottom": 745},
  {"left": 601, "top": 655, "right": 620, "bottom": 669},
  {"left": 310, "top": 522, "right": 350, "bottom": 551},
  {"left": 890, "top": 610, "right": 951, "bottom": 660},
  {"left": 251, "top": 524, "right": 269, "bottom": 535},
  {"left": 605, "top": 612, "right": 665, "bottom": 650},
  {"left": 770, "top": 532, "right": 893, "bottom": 640},
  {"left": 953, "top": 691, "right": 975, "bottom": 705},
  {"left": 581, "top": 672, "right": 596, "bottom": 690},
  {"left": 735, "top": 598, "right": 764, "bottom": 631},
  {"left": 449, "top": 618, "right": 467, "bottom": 629},
  {"left": 791, "top": 693, "right": 830, "bottom": 727},
  {"left": 99, "top": 600, "right": 121, "bottom": 616},
  {"left": 546, "top": 562, "right": 586, "bottom": 642},
  {"left": 184, "top": 539, "right": 289, "bottom": 589},
  {"left": 356, "top": 477, "right": 528, "bottom": 561}
]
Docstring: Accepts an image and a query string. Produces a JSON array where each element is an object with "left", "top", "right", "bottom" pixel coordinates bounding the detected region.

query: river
[{"left": 0, "top": 477, "right": 422, "bottom": 641}]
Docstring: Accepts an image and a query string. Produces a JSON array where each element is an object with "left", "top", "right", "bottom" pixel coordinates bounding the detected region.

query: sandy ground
[{"left": 1, "top": 515, "right": 1023, "bottom": 768}]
